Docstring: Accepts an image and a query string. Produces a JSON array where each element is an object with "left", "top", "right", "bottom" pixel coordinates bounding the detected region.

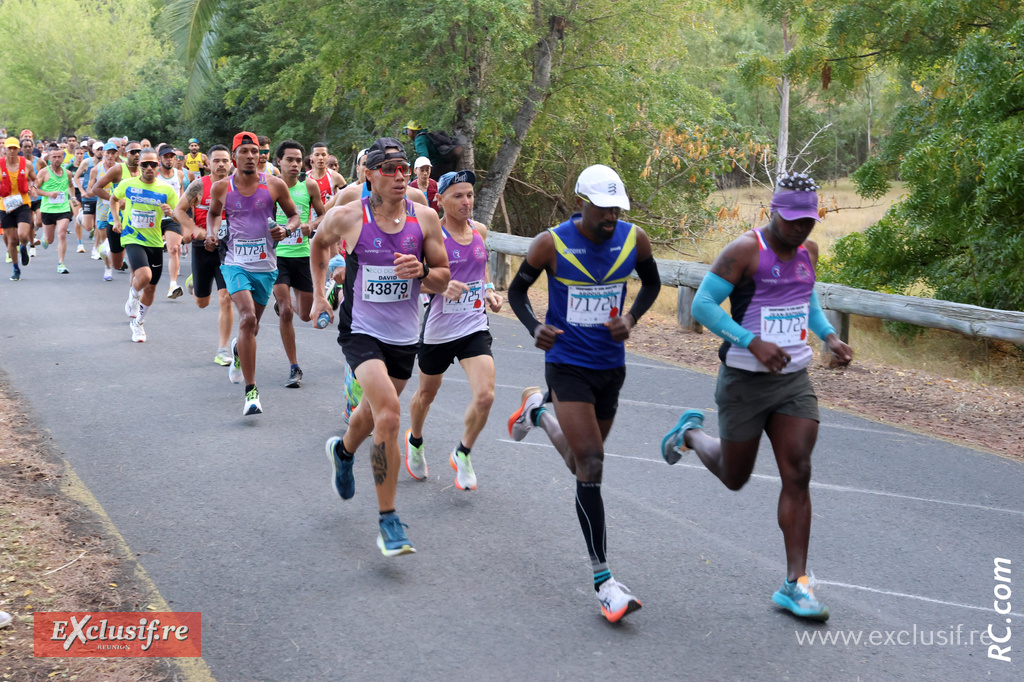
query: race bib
[
  {"left": 130, "top": 209, "right": 156, "bottom": 231},
  {"left": 362, "top": 265, "right": 410, "bottom": 303},
  {"left": 760, "top": 304, "right": 809, "bottom": 346},
  {"left": 443, "top": 280, "right": 484, "bottom": 314},
  {"left": 54, "top": 191, "right": 66, "bottom": 204},
  {"left": 280, "top": 228, "right": 304, "bottom": 246},
  {"left": 3, "top": 195, "right": 23, "bottom": 211},
  {"left": 566, "top": 283, "right": 623, "bottom": 325},
  {"left": 234, "top": 238, "right": 268, "bottom": 264}
]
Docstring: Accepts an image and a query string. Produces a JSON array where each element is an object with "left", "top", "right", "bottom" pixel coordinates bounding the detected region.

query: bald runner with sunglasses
[{"left": 311, "top": 137, "right": 450, "bottom": 558}]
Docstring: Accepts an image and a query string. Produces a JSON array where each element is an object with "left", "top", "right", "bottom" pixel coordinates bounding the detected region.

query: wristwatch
[{"left": 418, "top": 259, "right": 430, "bottom": 279}]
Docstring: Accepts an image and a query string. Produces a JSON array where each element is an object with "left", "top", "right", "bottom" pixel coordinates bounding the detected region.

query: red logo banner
[{"left": 34, "top": 612, "right": 201, "bottom": 657}]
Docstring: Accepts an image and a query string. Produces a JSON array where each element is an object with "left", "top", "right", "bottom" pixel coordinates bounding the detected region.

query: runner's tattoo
[
  {"left": 371, "top": 441, "right": 387, "bottom": 486},
  {"left": 184, "top": 181, "right": 202, "bottom": 204}
]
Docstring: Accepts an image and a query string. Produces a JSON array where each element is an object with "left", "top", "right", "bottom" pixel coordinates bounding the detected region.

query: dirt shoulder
[
  {"left": 0, "top": 378, "right": 175, "bottom": 681},
  {"left": 499, "top": 289, "right": 1024, "bottom": 460}
]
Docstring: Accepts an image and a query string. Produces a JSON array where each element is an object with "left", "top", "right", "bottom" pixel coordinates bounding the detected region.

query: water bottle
[{"left": 316, "top": 312, "right": 331, "bottom": 329}]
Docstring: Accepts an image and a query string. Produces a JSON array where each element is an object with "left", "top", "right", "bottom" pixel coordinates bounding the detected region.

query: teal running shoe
[
  {"left": 377, "top": 512, "right": 415, "bottom": 557},
  {"left": 325, "top": 436, "right": 355, "bottom": 500},
  {"left": 661, "top": 409, "right": 704, "bottom": 465},
  {"left": 772, "top": 575, "right": 830, "bottom": 621}
]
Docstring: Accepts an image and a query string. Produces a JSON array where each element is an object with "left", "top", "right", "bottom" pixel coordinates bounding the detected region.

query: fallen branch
[{"left": 43, "top": 550, "right": 87, "bottom": 576}]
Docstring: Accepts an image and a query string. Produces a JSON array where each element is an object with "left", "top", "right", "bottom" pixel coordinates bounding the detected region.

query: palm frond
[{"left": 161, "top": 0, "right": 223, "bottom": 119}]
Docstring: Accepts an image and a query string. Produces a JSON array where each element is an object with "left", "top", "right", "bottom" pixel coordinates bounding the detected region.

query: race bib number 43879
[
  {"left": 362, "top": 265, "right": 410, "bottom": 303},
  {"left": 566, "top": 283, "right": 623, "bottom": 325},
  {"left": 760, "top": 304, "right": 808, "bottom": 346}
]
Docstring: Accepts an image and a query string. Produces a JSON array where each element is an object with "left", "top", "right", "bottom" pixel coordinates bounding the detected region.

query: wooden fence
[{"left": 485, "top": 232, "right": 1024, "bottom": 359}]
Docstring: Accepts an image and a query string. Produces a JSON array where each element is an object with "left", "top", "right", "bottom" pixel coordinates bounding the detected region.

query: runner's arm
[
  {"left": 269, "top": 177, "right": 298, "bottom": 239},
  {"left": 407, "top": 209, "right": 450, "bottom": 294},
  {"left": 73, "top": 164, "right": 88, "bottom": 194},
  {"left": 306, "top": 178, "right": 326, "bottom": 233},
  {"left": 173, "top": 182, "right": 200, "bottom": 241},
  {"left": 205, "top": 181, "right": 225, "bottom": 250},
  {"left": 474, "top": 223, "right": 503, "bottom": 311},
  {"left": 91, "top": 167, "right": 120, "bottom": 201},
  {"left": 508, "top": 232, "right": 560, "bottom": 344}
]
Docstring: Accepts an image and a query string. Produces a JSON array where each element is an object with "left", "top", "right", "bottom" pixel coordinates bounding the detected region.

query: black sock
[
  {"left": 456, "top": 441, "right": 470, "bottom": 456},
  {"left": 575, "top": 481, "right": 609, "bottom": 590},
  {"left": 379, "top": 509, "right": 395, "bottom": 520},
  {"left": 335, "top": 440, "right": 354, "bottom": 461},
  {"left": 408, "top": 434, "right": 423, "bottom": 448},
  {"left": 245, "top": 384, "right": 255, "bottom": 393}
]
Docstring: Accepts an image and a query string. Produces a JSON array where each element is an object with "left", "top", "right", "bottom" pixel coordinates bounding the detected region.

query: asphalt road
[{"left": 2, "top": 246, "right": 1022, "bottom": 681}]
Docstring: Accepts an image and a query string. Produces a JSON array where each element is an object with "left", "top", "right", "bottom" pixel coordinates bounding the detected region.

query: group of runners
[{"left": 1, "top": 123, "right": 852, "bottom": 625}]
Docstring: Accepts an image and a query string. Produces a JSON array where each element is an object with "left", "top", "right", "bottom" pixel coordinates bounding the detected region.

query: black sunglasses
[{"left": 140, "top": 161, "right": 159, "bottom": 169}]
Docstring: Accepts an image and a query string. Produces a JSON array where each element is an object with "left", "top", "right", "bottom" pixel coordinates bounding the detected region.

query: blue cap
[
  {"left": 103, "top": 142, "right": 118, "bottom": 151},
  {"left": 188, "top": 137, "right": 200, "bottom": 144},
  {"left": 437, "top": 169, "right": 476, "bottom": 196}
]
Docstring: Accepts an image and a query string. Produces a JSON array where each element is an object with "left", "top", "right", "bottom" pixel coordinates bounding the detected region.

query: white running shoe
[
  {"left": 125, "top": 289, "right": 140, "bottom": 318},
  {"left": 76, "top": 243, "right": 85, "bottom": 253},
  {"left": 596, "top": 579, "right": 642, "bottom": 623},
  {"left": 450, "top": 447, "right": 477, "bottom": 491},
  {"left": 0, "top": 610, "right": 11, "bottom": 629},
  {"left": 404, "top": 429, "right": 427, "bottom": 480},
  {"left": 29, "top": 246, "right": 36, "bottom": 257},
  {"left": 130, "top": 320, "right": 146, "bottom": 343},
  {"left": 244, "top": 385, "right": 262, "bottom": 415},
  {"left": 507, "top": 387, "right": 544, "bottom": 441},
  {"left": 167, "top": 283, "right": 183, "bottom": 299},
  {"left": 103, "top": 268, "right": 113, "bottom": 281},
  {"left": 90, "top": 247, "right": 100, "bottom": 260},
  {"left": 228, "top": 337, "right": 243, "bottom": 384}
]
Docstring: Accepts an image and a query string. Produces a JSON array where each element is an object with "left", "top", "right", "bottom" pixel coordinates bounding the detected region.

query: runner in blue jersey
[
  {"left": 661, "top": 172, "right": 853, "bottom": 621},
  {"left": 506, "top": 165, "right": 662, "bottom": 623}
]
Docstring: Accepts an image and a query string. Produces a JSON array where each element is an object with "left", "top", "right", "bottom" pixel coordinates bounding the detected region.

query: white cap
[
  {"left": 575, "top": 164, "right": 630, "bottom": 210},
  {"left": 93, "top": 141, "right": 104, "bottom": 151},
  {"left": 414, "top": 156, "right": 432, "bottom": 170},
  {"left": 356, "top": 148, "right": 369, "bottom": 164}
]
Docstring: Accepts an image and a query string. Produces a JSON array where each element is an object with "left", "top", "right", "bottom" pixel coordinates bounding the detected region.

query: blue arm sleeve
[
  {"left": 807, "top": 290, "right": 836, "bottom": 339},
  {"left": 691, "top": 272, "right": 756, "bottom": 348}
]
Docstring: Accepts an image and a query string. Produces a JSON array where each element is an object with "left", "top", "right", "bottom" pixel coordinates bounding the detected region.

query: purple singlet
[
  {"left": 223, "top": 173, "right": 276, "bottom": 272},
  {"left": 422, "top": 226, "right": 488, "bottom": 344}
]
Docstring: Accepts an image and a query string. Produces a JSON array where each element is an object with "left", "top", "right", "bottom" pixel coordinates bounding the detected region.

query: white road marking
[{"left": 817, "top": 580, "right": 1024, "bottom": 618}]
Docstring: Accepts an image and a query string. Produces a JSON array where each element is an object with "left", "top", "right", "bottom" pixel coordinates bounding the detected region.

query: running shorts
[
  {"left": 106, "top": 224, "right": 124, "bottom": 254},
  {"left": 545, "top": 362, "right": 626, "bottom": 421},
  {"left": 124, "top": 244, "right": 164, "bottom": 285},
  {"left": 418, "top": 330, "right": 492, "bottom": 376},
  {"left": 714, "top": 364, "right": 819, "bottom": 442},
  {"left": 81, "top": 201, "right": 96, "bottom": 216},
  {"left": 30, "top": 199, "right": 41, "bottom": 211},
  {"left": 338, "top": 330, "right": 418, "bottom": 381},
  {"left": 160, "top": 219, "right": 182, "bottom": 236},
  {"left": 275, "top": 256, "right": 313, "bottom": 293},
  {"left": 192, "top": 246, "right": 225, "bottom": 298},
  {"left": 221, "top": 264, "right": 276, "bottom": 306},
  {"left": 1, "top": 205, "right": 31, "bottom": 229},
  {"left": 42, "top": 211, "right": 73, "bottom": 226}
]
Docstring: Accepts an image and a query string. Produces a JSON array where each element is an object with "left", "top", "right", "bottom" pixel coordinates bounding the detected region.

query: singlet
[
  {"left": 158, "top": 169, "right": 183, "bottom": 198},
  {"left": 112, "top": 177, "right": 178, "bottom": 248},
  {"left": 544, "top": 215, "right": 638, "bottom": 370},
  {"left": 311, "top": 171, "right": 333, "bottom": 205},
  {"left": 222, "top": 173, "right": 276, "bottom": 272},
  {"left": 40, "top": 167, "right": 71, "bottom": 213},
  {"left": 339, "top": 198, "right": 424, "bottom": 345},
  {"left": 93, "top": 160, "right": 116, "bottom": 207},
  {"left": 720, "top": 227, "right": 815, "bottom": 373},
  {"left": 0, "top": 157, "right": 31, "bottom": 208},
  {"left": 276, "top": 179, "right": 312, "bottom": 259},
  {"left": 185, "top": 152, "right": 204, "bottom": 175},
  {"left": 422, "top": 226, "right": 488, "bottom": 344},
  {"left": 80, "top": 157, "right": 97, "bottom": 202}
]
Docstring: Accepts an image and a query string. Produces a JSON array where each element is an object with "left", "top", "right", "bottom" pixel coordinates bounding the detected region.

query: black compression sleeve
[
  {"left": 627, "top": 256, "right": 662, "bottom": 324},
  {"left": 509, "top": 260, "right": 544, "bottom": 337}
]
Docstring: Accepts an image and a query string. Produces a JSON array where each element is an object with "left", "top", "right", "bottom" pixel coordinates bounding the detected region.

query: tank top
[
  {"left": 422, "top": 226, "right": 488, "bottom": 344},
  {"left": 312, "top": 171, "right": 333, "bottom": 205},
  {"left": 339, "top": 198, "right": 423, "bottom": 345},
  {"left": 40, "top": 167, "right": 71, "bottom": 213},
  {"left": 185, "top": 152, "right": 203, "bottom": 174},
  {"left": 720, "top": 227, "right": 816, "bottom": 373},
  {"left": 158, "top": 169, "right": 183, "bottom": 197},
  {"left": 0, "top": 157, "right": 31, "bottom": 208},
  {"left": 94, "top": 160, "right": 115, "bottom": 207},
  {"left": 81, "top": 157, "right": 97, "bottom": 202},
  {"left": 276, "top": 178, "right": 312, "bottom": 258},
  {"left": 222, "top": 173, "right": 276, "bottom": 272},
  {"left": 544, "top": 216, "right": 638, "bottom": 370}
]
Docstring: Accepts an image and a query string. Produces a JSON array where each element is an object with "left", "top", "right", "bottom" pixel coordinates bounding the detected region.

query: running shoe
[
  {"left": 167, "top": 283, "right": 183, "bottom": 299},
  {"left": 228, "top": 337, "right": 243, "bottom": 384},
  {"left": 0, "top": 610, "right": 11, "bottom": 629},
  {"left": 213, "top": 348, "right": 231, "bottom": 366},
  {"left": 450, "top": 447, "right": 477, "bottom": 491},
  {"left": 326, "top": 281, "right": 339, "bottom": 310},
  {"left": 10, "top": 267, "right": 20, "bottom": 282},
  {"left": 273, "top": 300, "right": 280, "bottom": 316},
  {"left": 41, "top": 240, "right": 48, "bottom": 249},
  {"left": 286, "top": 366, "right": 303, "bottom": 388},
  {"left": 325, "top": 436, "right": 355, "bottom": 500},
  {"left": 377, "top": 512, "right": 416, "bottom": 557},
  {"left": 244, "top": 385, "right": 262, "bottom": 415},
  {"left": 28, "top": 246, "right": 36, "bottom": 258},
  {"left": 119, "top": 262, "right": 128, "bottom": 271},
  {"left": 103, "top": 268, "right": 113, "bottom": 281},
  {"left": 57, "top": 262, "right": 69, "bottom": 274},
  {"left": 343, "top": 365, "right": 363, "bottom": 408},
  {"left": 130, "top": 319, "right": 146, "bottom": 343},
  {"left": 508, "top": 386, "right": 543, "bottom": 441},
  {"left": 772, "top": 575, "right": 830, "bottom": 621},
  {"left": 90, "top": 246, "right": 100, "bottom": 260},
  {"left": 125, "top": 289, "right": 140, "bottom": 318},
  {"left": 185, "top": 273, "right": 194, "bottom": 296},
  {"left": 5, "top": 252, "right": 10, "bottom": 263},
  {"left": 20, "top": 244, "right": 29, "bottom": 265},
  {"left": 661, "top": 409, "right": 705, "bottom": 465},
  {"left": 76, "top": 242, "right": 85, "bottom": 253},
  {"left": 596, "top": 579, "right": 642, "bottom": 623},
  {"left": 404, "top": 429, "right": 427, "bottom": 480}
]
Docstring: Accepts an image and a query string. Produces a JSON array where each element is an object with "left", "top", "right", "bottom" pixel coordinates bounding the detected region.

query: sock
[
  {"left": 456, "top": 441, "right": 470, "bottom": 456},
  {"left": 575, "top": 481, "right": 609, "bottom": 591},
  {"left": 170, "top": 279, "right": 178, "bottom": 287},
  {"left": 531, "top": 405, "right": 547, "bottom": 427},
  {"left": 786, "top": 578, "right": 797, "bottom": 585},
  {"left": 378, "top": 509, "right": 395, "bottom": 520},
  {"left": 132, "top": 287, "right": 142, "bottom": 298},
  {"left": 136, "top": 303, "right": 148, "bottom": 323},
  {"left": 290, "top": 363, "right": 299, "bottom": 371},
  {"left": 408, "top": 434, "right": 423, "bottom": 448},
  {"left": 245, "top": 383, "right": 256, "bottom": 394},
  {"left": 336, "top": 440, "right": 354, "bottom": 461}
]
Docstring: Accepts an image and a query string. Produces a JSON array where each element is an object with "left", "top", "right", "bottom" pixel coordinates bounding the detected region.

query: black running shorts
[
  {"left": 275, "top": 256, "right": 313, "bottom": 293},
  {"left": 30, "top": 199, "right": 41, "bottom": 211},
  {"left": 41, "top": 211, "right": 72, "bottom": 226},
  {"left": 545, "top": 362, "right": 626, "bottom": 421},
  {"left": 191, "top": 245, "right": 225, "bottom": 298},
  {"left": 161, "top": 219, "right": 182, "bottom": 236},
  {"left": 81, "top": 201, "right": 96, "bottom": 216},
  {"left": 1, "top": 205, "right": 31, "bottom": 230},
  {"left": 418, "top": 330, "right": 493, "bottom": 376},
  {"left": 338, "top": 330, "right": 418, "bottom": 381},
  {"left": 124, "top": 244, "right": 164, "bottom": 285}
]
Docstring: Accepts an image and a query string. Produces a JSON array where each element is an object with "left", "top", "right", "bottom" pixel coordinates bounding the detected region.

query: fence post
[
  {"left": 820, "top": 309, "right": 850, "bottom": 365},
  {"left": 677, "top": 286, "right": 703, "bottom": 333},
  {"left": 489, "top": 251, "right": 510, "bottom": 290}
]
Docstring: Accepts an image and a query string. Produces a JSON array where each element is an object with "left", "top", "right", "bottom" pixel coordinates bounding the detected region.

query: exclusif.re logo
[{"left": 34, "top": 612, "right": 201, "bottom": 658}]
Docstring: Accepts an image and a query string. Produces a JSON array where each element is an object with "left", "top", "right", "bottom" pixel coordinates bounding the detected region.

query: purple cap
[{"left": 770, "top": 189, "right": 820, "bottom": 222}]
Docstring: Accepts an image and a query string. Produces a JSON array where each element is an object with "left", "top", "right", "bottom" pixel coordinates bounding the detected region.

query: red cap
[
  {"left": 232, "top": 131, "right": 259, "bottom": 151},
  {"left": 20, "top": 129, "right": 32, "bottom": 140}
]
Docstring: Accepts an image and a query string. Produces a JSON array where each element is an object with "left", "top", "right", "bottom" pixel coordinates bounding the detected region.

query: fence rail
[{"left": 485, "top": 232, "right": 1024, "bottom": 357}]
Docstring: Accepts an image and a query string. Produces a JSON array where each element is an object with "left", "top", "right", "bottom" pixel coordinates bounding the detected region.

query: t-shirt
[{"left": 112, "top": 177, "right": 178, "bottom": 249}]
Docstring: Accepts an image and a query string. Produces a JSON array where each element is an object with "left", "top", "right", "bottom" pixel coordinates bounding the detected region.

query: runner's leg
[{"left": 765, "top": 413, "right": 817, "bottom": 581}]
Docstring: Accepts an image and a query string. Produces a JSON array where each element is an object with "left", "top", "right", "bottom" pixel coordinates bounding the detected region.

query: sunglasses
[
  {"left": 127, "top": 149, "right": 141, "bottom": 154},
  {"left": 259, "top": 149, "right": 270, "bottom": 155},
  {"left": 375, "top": 161, "right": 411, "bottom": 177},
  {"left": 176, "top": 155, "right": 184, "bottom": 160},
  {"left": 140, "top": 161, "right": 159, "bottom": 169}
]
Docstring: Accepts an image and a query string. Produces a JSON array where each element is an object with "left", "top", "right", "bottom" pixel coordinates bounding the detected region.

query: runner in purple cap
[{"left": 661, "top": 171, "right": 852, "bottom": 621}]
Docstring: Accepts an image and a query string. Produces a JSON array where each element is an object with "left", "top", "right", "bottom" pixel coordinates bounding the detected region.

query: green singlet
[{"left": 275, "top": 178, "right": 312, "bottom": 258}]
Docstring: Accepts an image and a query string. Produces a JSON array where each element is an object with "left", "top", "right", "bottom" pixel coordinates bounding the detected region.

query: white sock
[
  {"left": 137, "top": 303, "right": 148, "bottom": 323},
  {"left": 170, "top": 279, "right": 178, "bottom": 288},
  {"left": 132, "top": 287, "right": 142, "bottom": 298}
]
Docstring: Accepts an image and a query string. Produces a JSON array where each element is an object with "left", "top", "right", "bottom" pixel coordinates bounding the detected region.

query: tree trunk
[
  {"left": 775, "top": 16, "right": 795, "bottom": 179},
  {"left": 474, "top": 15, "right": 566, "bottom": 227},
  {"left": 866, "top": 76, "right": 873, "bottom": 159},
  {"left": 452, "top": 31, "right": 491, "bottom": 172}
]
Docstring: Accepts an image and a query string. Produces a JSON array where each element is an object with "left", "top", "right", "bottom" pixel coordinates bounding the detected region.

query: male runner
[
  {"left": 85, "top": 142, "right": 122, "bottom": 278},
  {"left": 205, "top": 132, "right": 299, "bottom": 415},
  {"left": 1, "top": 137, "right": 36, "bottom": 280},
  {"left": 661, "top": 172, "right": 852, "bottom": 622},
  {"left": 326, "top": 155, "right": 340, "bottom": 174},
  {"left": 257, "top": 136, "right": 281, "bottom": 178},
  {"left": 310, "top": 137, "right": 450, "bottom": 557},
  {"left": 184, "top": 138, "right": 208, "bottom": 181},
  {"left": 75, "top": 141, "right": 102, "bottom": 259},
  {"left": 406, "top": 170, "right": 502, "bottom": 490},
  {"left": 22, "top": 139, "right": 43, "bottom": 253},
  {"left": 35, "top": 144, "right": 73, "bottom": 273},
  {"left": 110, "top": 149, "right": 179, "bottom": 342},
  {"left": 324, "top": 148, "right": 428, "bottom": 210},
  {"left": 308, "top": 142, "right": 347, "bottom": 207},
  {"left": 271, "top": 139, "right": 326, "bottom": 388},
  {"left": 64, "top": 144, "right": 86, "bottom": 252},
  {"left": 156, "top": 144, "right": 186, "bottom": 298},
  {"left": 173, "top": 144, "right": 235, "bottom": 365},
  {"left": 506, "top": 165, "right": 662, "bottom": 622},
  {"left": 62, "top": 135, "right": 78, "bottom": 166},
  {"left": 92, "top": 141, "right": 143, "bottom": 277}
]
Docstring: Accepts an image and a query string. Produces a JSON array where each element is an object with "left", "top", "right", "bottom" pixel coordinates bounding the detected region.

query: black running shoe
[{"left": 286, "top": 366, "right": 303, "bottom": 388}]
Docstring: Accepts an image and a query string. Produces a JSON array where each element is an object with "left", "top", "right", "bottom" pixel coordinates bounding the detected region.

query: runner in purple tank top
[
  {"left": 661, "top": 173, "right": 853, "bottom": 621},
  {"left": 406, "top": 170, "right": 503, "bottom": 491},
  {"left": 206, "top": 132, "right": 300, "bottom": 417},
  {"left": 311, "top": 137, "right": 450, "bottom": 557}
]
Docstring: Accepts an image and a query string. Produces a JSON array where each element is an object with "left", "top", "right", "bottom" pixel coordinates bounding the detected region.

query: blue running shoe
[
  {"left": 661, "top": 409, "right": 704, "bottom": 464},
  {"left": 325, "top": 436, "right": 355, "bottom": 500},
  {"left": 10, "top": 266, "right": 20, "bottom": 282},
  {"left": 19, "top": 244, "right": 29, "bottom": 266},
  {"left": 772, "top": 575, "right": 830, "bottom": 621},
  {"left": 377, "top": 512, "right": 416, "bottom": 557}
]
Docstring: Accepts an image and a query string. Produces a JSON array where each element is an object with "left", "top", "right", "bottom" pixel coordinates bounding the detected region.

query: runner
[
  {"left": 62, "top": 135, "right": 78, "bottom": 166},
  {"left": 204, "top": 132, "right": 300, "bottom": 415},
  {"left": 405, "top": 170, "right": 501, "bottom": 490},
  {"left": 22, "top": 139, "right": 43, "bottom": 254},
  {"left": 109, "top": 148, "right": 179, "bottom": 342},
  {"left": 310, "top": 137, "right": 450, "bottom": 557},
  {"left": 184, "top": 138, "right": 208, "bottom": 182},
  {"left": 660, "top": 172, "right": 852, "bottom": 622},
  {"left": 308, "top": 142, "right": 347, "bottom": 207},
  {"left": 1, "top": 137, "right": 36, "bottom": 280},
  {"left": 156, "top": 144, "right": 186, "bottom": 299},
  {"left": 64, "top": 144, "right": 86, "bottom": 253},
  {"left": 257, "top": 136, "right": 281, "bottom": 178},
  {"left": 75, "top": 141, "right": 102, "bottom": 260},
  {"left": 92, "top": 141, "right": 143, "bottom": 278},
  {"left": 172, "top": 144, "right": 235, "bottom": 365},
  {"left": 270, "top": 140, "right": 326, "bottom": 388},
  {"left": 326, "top": 155, "right": 340, "bottom": 175},
  {"left": 86, "top": 142, "right": 124, "bottom": 279},
  {"left": 35, "top": 144, "right": 73, "bottom": 273},
  {"left": 506, "top": 164, "right": 661, "bottom": 622},
  {"left": 325, "top": 148, "right": 428, "bottom": 210},
  {"left": 411, "top": 157, "right": 438, "bottom": 210}
]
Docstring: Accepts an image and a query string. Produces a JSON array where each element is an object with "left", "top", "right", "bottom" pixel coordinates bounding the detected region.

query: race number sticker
[
  {"left": 233, "top": 238, "right": 268, "bottom": 263},
  {"left": 760, "top": 304, "right": 808, "bottom": 346},
  {"left": 52, "top": 191, "right": 67, "bottom": 205},
  {"left": 3, "top": 195, "right": 24, "bottom": 211},
  {"left": 566, "top": 283, "right": 622, "bottom": 325},
  {"left": 443, "top": 280, "right": 483, "bottom": 314},
  {"left": 362, "top": 265, "right": 410, "bottom": 303},
  {"left": 130, "top": 209, "right": 156, "bottom": 232},
  {"left": 280, "top": 228, "right": 303, "bottom": 245}
]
